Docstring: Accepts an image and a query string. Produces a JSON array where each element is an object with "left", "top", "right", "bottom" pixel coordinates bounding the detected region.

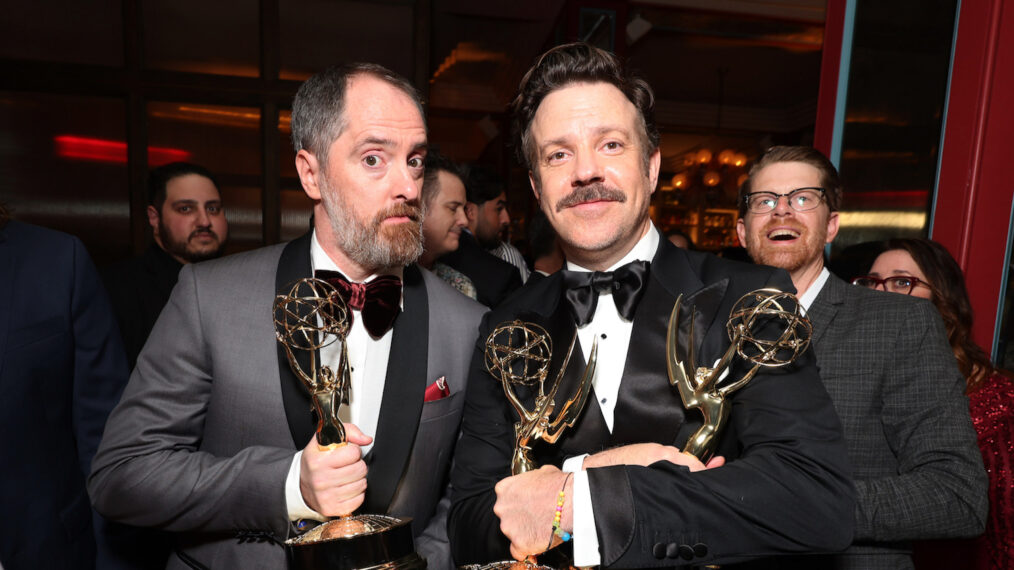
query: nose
[
  {"left": 874, "top": 280, "right": 888, "bottom": 291},
  {"left": 392, "top": 163, "right": 421, "bottom": 202},
  {"left": 770, "top": 194, "right": 794, "bottom": 216},
  {"left": 571, "top": 148, "right": 604, "bottom": 187},
  {"left": 499, "top": 207, "right": 510, "bottom": 226},
  {"left": 195, "top": 207, "right": 211, "bottom": 227},
  {"left": 454, "top": 207, "right": 468, "bottom": 228}
]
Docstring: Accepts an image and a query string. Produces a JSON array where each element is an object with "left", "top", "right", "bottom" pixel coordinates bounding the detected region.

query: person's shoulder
[
  {"left": 487, "top": 269, "right": 561, "bottom": 320},
  {"left": 680, "top": 248, "right": 790, "bottom": 292},
  {"left": 419, "top": 265, "right": 485, "bottom": 319},
  {"left": 2, "top": 220, "right": 81, "bottom": 253}
]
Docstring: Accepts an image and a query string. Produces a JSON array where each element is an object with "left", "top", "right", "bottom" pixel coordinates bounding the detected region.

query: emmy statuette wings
[{"left": 667, "top": 287, "right": 812, "bottom": 461}]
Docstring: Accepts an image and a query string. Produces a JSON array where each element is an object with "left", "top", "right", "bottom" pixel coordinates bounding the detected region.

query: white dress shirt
[
  {"left": 562, "top": 226, "right": 659, "bottom": 567},
  {"left": 284, "top": 231, "right": 402, "bottom": 522},
  {"left": 797, "top": 267, "right": 830, "bottom": 312}
]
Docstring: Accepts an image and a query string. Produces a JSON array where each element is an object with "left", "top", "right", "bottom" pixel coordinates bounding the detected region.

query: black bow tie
[
  {"left": 314, "top": 270, "right": 402, "bottom": 338},
  {"left": 560, "top": 260, "right": 650, "bottom": 326}
]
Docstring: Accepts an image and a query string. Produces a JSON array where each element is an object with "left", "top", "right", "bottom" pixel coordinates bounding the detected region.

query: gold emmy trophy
[
  {"left": 274, "top": 278, "right": 425, "bottom": 570},
  {"left": 667, "top": 288, "right": 812, "bottom": 462},
  {"left": 472, "top": 320, "right": 597, "bottom": 570}
]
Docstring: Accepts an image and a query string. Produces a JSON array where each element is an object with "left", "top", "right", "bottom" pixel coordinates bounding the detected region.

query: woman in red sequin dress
[{"left": 862, "top": 238, "right": 1014, "bottom": 569}]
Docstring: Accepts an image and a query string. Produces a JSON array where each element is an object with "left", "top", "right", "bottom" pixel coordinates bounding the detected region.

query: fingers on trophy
[
  {"left": 476, "top": 320, "right": 597, "bottom": 570},
  {"left": 274, "top": 278, "right": 425, "bottom": 569},
  {"left": 667, "top": 288, "right": 812, "bottom": 462}
]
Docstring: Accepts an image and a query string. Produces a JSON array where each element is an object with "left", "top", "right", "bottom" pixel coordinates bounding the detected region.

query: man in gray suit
[
  {"left": 736, "top": 145, "right": 987, "bottom": 568},
  {"left": 89, "top": 63, "right": 485, "bottom": 569}
]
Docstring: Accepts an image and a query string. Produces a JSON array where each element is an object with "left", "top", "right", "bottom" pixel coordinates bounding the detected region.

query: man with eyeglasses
[{"left": 736, "top": 145, "right": 986, "bottom": 569}]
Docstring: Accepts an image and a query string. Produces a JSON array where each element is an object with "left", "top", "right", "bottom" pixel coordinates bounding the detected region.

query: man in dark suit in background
[
  {"left": 439, "top": 165, "right": 521, "bottom": 307},
  {"left": 90, "top": 63, "right": 484, "bottom": 569},
  {"left": 736, "top": 145, "right": 986, "bottom": 568},
  {"left": 0, "top": 204, "right": 129, "bottom": 569},
  {"left": 448, "top": 43, "right": 855, "bottom": 568},
  {"left": 102, "top": 162, "right": 228, "bottom": 371}
]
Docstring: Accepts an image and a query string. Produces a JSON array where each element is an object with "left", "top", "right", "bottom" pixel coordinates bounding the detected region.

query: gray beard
[{"left": 320, "top": 177, "right": 423, "bottom": 271}]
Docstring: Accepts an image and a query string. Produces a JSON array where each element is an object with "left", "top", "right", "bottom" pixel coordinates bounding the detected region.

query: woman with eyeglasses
[{"left": 855, "top": 237, "right": 1013, "bottom": 569}]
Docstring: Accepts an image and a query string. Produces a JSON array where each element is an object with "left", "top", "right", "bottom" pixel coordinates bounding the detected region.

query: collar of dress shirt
[
  {"left": 565, "top": 224, "right": 659, "bottom": 273},
  {"left": 310, "top": 230, "right": 405, "bottom": 309},
  {"left": 797, "top": 266, "right": 830, "bottom": 311}
]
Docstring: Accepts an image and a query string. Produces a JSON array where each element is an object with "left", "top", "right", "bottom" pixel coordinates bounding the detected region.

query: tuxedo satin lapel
[
  {"left": 0, "top": 229, "right": 13, "bottom": 378},
  {"left": 364, "top": 264, "right": 427, "bottom": 514},
  {"left": 539, "top": 294, "right": 611, "bottom": 463},
  {"left": 610, "top": 240, "right": 728, "bottom": 448},
  {"left": 275, "top": 232, "right": 316, "bottom": 449}
]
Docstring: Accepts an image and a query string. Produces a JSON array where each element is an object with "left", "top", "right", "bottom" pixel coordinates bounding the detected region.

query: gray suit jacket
[
  {"left": 89, "top": 234, "right": 485, "bottom": 569},
  {"left": 796, "top": 273, "right": 987, "bottom": 569}
]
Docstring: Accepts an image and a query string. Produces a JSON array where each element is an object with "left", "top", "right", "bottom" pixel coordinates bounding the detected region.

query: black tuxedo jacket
[
  {"left": 438, "top": 231, "right": 521, "bottom": 307},
  {"left": 0, "top": 221, "right": 130, "bottom": 569},
  {"left": 102, "top": 244, "right": 183, "bottom": 372},
  {"left": 448, "top": 237, "right": 855, "bottom": 568}
]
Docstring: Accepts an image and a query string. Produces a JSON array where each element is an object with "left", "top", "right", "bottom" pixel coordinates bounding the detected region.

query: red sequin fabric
[
  {"left": 914, "top": 373, "right": 1014, "bottom": 569},
  {"left": 970, "top": 374, "right": 1014, "bottom": 569}
]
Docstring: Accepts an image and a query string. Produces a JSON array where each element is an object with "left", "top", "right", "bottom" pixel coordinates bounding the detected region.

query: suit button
[
  {"left": 652, "top": 543, "right": 666, "bottom": 559},
  {"left": 693, "top": 543, "right": 708, "bottom": 557},
  {"left": 678, "top": 544, "right": 695, "bottom": 560},
  {"left": 666, "top": 543, "right": 680, "bottom": 559}
]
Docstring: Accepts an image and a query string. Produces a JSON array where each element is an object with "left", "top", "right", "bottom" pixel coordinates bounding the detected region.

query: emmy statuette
[{"left": 274, "top": 277, "right": 425, "bottom": 570}]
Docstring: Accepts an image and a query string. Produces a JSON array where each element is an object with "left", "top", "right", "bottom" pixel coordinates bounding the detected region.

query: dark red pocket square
[{"left": 424, "top": 376, "right": 450, "bottom": 402}]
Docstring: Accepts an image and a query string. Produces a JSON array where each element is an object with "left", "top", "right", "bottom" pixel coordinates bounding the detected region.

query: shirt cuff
[
  {"left": 571, "top": 469, "right": 601, "bottom": 567},
  {"left": 285, "top": 451, "right": 327, "bottom": 522},
  {"left": 562, "top": 454, "right": 587, "bottom": 473}
]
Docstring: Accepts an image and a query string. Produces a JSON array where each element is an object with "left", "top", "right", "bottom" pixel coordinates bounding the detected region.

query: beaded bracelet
[{"left": 549, "top": 472, "right": 574, "bottom": 549}]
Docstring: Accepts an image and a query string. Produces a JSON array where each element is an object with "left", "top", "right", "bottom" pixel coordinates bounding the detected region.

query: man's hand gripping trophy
[
  {"left": 667, "top": 288, "right": 813, "bottom": 462},
  {"left": 478, "top": 321, "right": 597, "bottom": 569}
]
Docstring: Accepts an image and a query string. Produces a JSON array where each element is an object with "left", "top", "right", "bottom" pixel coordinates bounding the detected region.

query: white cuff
[
  {"left": 285, "top": 451, "right": 327, "bottom": 522},
  {"left": 571, "top": 469, "right": 601, "bottom": 567},
  {"left": 562, "top": 454, "right": 587, "bottom": 473}
]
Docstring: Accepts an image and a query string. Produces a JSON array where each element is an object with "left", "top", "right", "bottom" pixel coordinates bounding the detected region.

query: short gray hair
[{"left": 291, "top": 63, "right": 425, "bottom": 167}]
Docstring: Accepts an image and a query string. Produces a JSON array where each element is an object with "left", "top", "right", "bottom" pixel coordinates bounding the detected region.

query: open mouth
[{"left": 767, "top": 228, "right": 800, "bottom": 242}]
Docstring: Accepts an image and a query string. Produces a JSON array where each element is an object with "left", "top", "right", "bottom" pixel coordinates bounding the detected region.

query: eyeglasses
[
  {"left": 744, "top": 187, "right": 826, "bottom": 214},
  {"left": 851, "top": 275, "right": 932, "bottom": 295}
]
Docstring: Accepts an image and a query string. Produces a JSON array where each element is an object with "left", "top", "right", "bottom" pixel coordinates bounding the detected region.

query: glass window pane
[
  {"left": 279, "top": 110, "right": 297, "bottom": 179},
  {"left": 147, "top": 102, "right": 262, "bottom": 175},
  {"left": 281, "top": 187, "right": 313, "bottom": 242},
  {"left": 143, "top": 0, "right": 259, "bottom": 77},
  {"left": 834, "top": 0, "right": 958, "bottom": 252},
  {"left": 219, "top": 185, "right": 263, "bottom": 254},
  {"left": 279, "top": 1, "right": 415, "bottom": 81},
  {"left": 0, "top": 1, "right": 123, "bottom": 66},
  {"left": 0, "top": 92, "right": 129, "bottom": 265}
]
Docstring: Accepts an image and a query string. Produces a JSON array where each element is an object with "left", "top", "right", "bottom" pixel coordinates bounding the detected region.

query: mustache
[
  {"left": 189, "top": 227, "right": 218, "bottom": 240},
  {"left": 555, "top": 183, "right": 626, "bottom": 212},
  {"left": 375, "top": 201, "right": 422, "bottom": 225}
]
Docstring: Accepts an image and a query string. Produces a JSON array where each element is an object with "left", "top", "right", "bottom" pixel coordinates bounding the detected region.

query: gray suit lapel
[{"left": 806, "top": 273, "right": 847, "bottom": 348}]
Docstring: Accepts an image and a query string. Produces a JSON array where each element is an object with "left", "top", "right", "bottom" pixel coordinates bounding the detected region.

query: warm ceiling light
[
  {"left": 718, "top": 149, "right": 735, "bottom": 165},
  {"left": 671, "top": 172, "right": 688, "bottom": 188},
  {"left": 733, "top": 153, "right": 747, "bottom": 167},
  {"left": 696, "top": 149, "right": 713, "bottom": 164},
  {"left": 703, "top": 171, "right": 721, "bottom": 186}
]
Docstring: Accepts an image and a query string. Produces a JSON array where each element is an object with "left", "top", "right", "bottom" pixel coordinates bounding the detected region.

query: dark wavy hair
[
  {"left": 883, "top": 238, "right": 1007, "bottom": 393},
  {"left": 510, "top": 42, "right": 659, "bottom": 176},
  {"left": 739, "top": 146, "right": 843, "bottom": 217}
]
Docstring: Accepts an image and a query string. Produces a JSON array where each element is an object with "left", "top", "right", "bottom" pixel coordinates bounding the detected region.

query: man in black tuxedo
[{"left": 448, "top": 43, "right": 855, "bottom": 568}]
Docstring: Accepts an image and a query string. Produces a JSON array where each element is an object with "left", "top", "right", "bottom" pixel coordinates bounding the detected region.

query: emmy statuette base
[{"left": 287, "top": 515, "right": 425, "bottom": 570}]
